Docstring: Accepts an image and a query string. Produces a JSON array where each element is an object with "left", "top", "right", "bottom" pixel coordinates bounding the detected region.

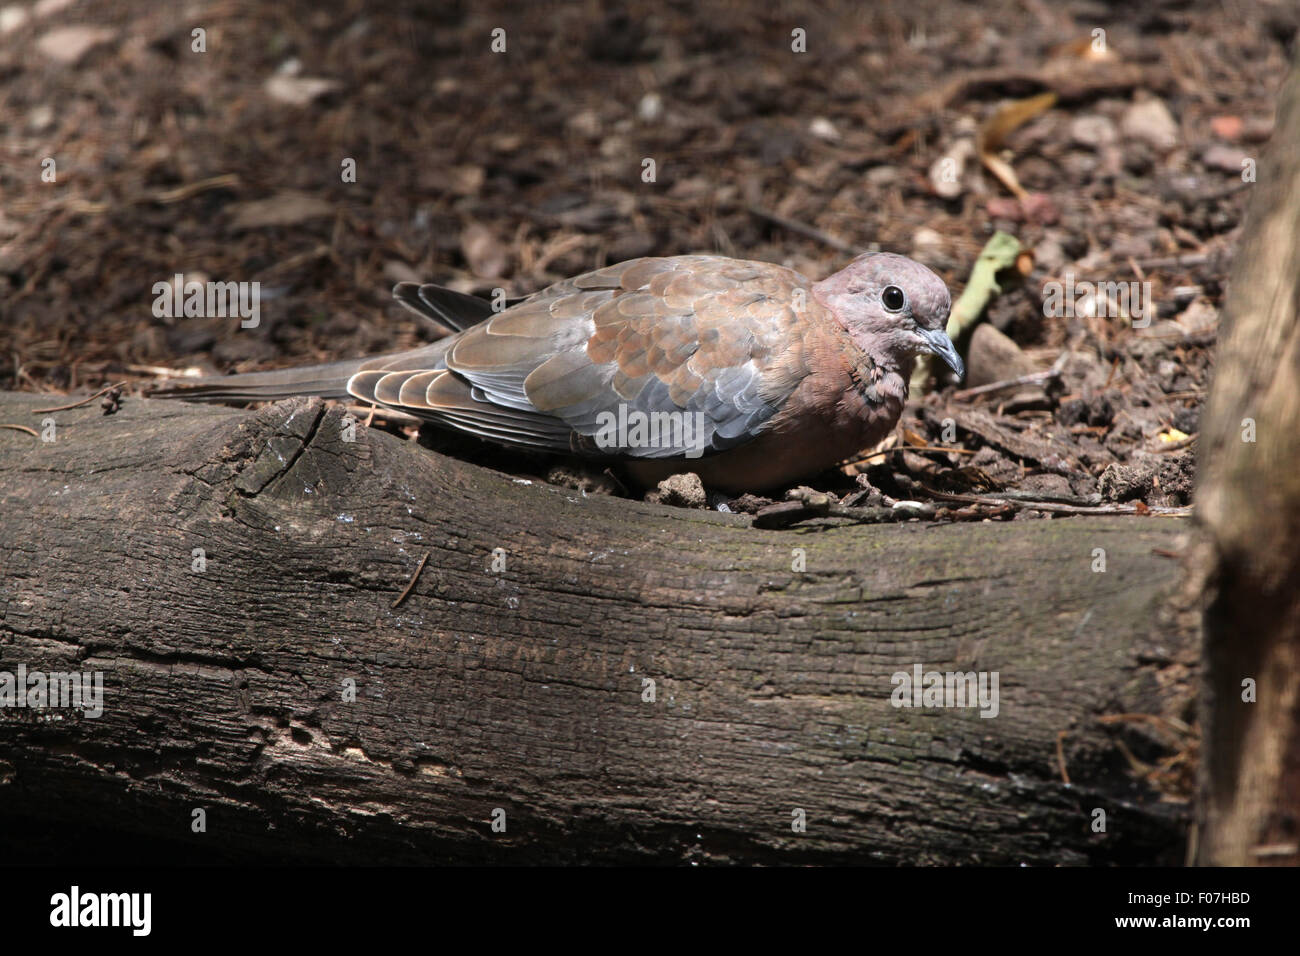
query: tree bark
[
  {"left": 1193, "top": 54, "right": 1300, "bottom": 866},
  {"left": 0, "top": 391, "right": 1193, "bottom": 864}
]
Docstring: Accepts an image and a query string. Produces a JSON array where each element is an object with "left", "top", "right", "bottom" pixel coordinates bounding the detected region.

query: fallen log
[{"left": 0, "top": 391, "right": 1194, "bottom": 863}]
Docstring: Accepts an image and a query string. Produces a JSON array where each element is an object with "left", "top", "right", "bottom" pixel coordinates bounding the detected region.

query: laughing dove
[{"left": 152, "top": 253, "right": 960, "bottom": 493}]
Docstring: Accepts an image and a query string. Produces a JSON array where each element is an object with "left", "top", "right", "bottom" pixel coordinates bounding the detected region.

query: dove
[{"left": 150, "top": 253, "right": 961, "bottom": 493}]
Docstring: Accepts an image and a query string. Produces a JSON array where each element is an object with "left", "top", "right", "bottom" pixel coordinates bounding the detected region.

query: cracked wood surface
[{"left": 0, "top": 391, "right": 1193, "bottom": 863}]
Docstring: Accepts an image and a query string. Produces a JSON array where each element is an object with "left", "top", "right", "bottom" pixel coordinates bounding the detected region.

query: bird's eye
[{"left": 882, "top": 286, "right": 906, "bottom": 312}]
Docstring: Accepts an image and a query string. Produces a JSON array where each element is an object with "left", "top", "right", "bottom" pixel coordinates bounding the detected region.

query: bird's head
[{"left": 812, "top": 252, "right": 962, "bottom": 379}]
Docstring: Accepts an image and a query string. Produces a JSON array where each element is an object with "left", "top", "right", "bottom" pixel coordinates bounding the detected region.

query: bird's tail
[
  {"left": 148, "top": 342, "right": 452, "bottom": 404},
  {"left": 150, "top": 281, "right": 495, "bottom": 404},
  {"left": 147, "top": 357, "right": 368, "bottom": 403}
]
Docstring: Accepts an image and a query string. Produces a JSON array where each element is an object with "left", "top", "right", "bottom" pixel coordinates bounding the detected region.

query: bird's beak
[{"left": 919, "top": 327, "right": 964, "bottom": 378}]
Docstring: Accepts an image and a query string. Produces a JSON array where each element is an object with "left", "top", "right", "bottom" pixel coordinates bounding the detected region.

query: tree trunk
[
  {"left": 1193, "top": 53, "right": 1300, "bottom": 866},
  {"left": 0, "top": 390, "right": 1194, "bottom": 863}
]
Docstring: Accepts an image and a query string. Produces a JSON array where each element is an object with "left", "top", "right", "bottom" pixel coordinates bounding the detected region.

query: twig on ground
[
  {"left": 753, "top": 487, "right": 945, "bottom": 529},
  {"left": 31, "top": 383, "right": 127, "bottom": 414},
  {"left": 147, "top": 174, "right": 240, "bottom": 205},
  {"left": 921, "top": 487, "right": 1192, "bottom": 517},
  {"left": 952, "top": 368, "right": 1061, "bottom": 401},
  {"left": 952, "top": 330, "right": 1081, "bottom": 401},
  {"left": 392, "top": 551, "right": 431, "bottom": 609},
  {"left": 842, "top": 444, "right": 977, "bottom": 469},
  {"left": 745, "top": 205, "right": 857, "bottom": 254}
]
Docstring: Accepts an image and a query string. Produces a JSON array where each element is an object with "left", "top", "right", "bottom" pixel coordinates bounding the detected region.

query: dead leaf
[
  {"left": 1047, "top": 36, "right": 1117, "bottom": 63},
  {"left": 228, "top": 191, "right": 333, "bottom": 231},
  {"left": 978, "top": 92, "right": 1057, "bottom": 200},
  {"left": 37, "top": 26, "right": 116, "bottom": 64},
  {"left": 460, "top": 223, "right": 508, "bottom": 279},
  {"left": 980, "top": 92, "right": 1058, "bottom": 152},
  {"left": 841, "top": 432, "right": 897, "bottom": 476},
  {"left": 265, "top": 75, "right": 340, "bottom": 106},
  {"left": 981, "top": 153, "right": 1028, "bottom": 200}
]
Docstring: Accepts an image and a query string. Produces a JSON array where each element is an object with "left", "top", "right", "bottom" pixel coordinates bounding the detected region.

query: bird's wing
[{"left": 347, "top": 256, "right": 813, "bottom": 458}]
